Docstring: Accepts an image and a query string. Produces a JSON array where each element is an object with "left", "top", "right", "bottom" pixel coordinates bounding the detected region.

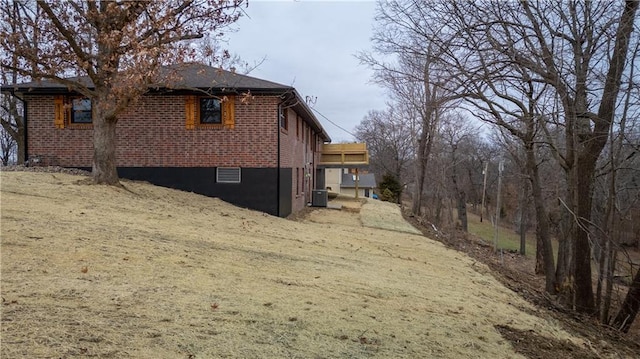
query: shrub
[{"left": 379, "top": 173, "right": 401, "bottom": 203}]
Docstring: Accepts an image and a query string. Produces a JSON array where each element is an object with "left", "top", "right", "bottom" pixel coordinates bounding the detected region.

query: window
[
  {"left": 296, "top": 116, "right": 301, "bottom": 138},
  {"left": 185, "top": 95, "right": 235, "bottom": 129},
  {"left": 217, "top": 167, "right": 241, "bottom": 183},
  {"left": 71, "top": 98, "right": 92, "bottom": 123},
  {"left": 279, "top": 106, "right": 288, "bottom": 130},
  {"left": 53, "top": 95, "right": 93, "bottom": 128},
  {"left": 200, "top": 98, "right": 221, "bottom": 124}
]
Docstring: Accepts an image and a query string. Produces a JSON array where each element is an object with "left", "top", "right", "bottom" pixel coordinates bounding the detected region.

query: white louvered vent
[{"left": 217, "top": 167, "right": 241, "bottom": 183}]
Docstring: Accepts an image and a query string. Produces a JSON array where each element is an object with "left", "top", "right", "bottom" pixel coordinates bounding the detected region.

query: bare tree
[
  {"left": 0, "top": 1, "right": 36, "bottom": 164},
  {"left": 360, "top": 0, "right": 462, "bottom": 216},
  {"left": 0, "top": 72, "right": 22, "bottom": 164},
  {"left": 426, "top": 0, "right": 639, "bottom": 313},
  {"left": 1, "top": 0, "right": 245, "bottom": 184},
  {"left": 355, "top": 108, "right": 413, "bottom": 190},
  {"left": 439, "top": 113, "right": 481, "bottom": 232},
  {"left": 0, "top": 124, "right": 16, "bottom": 165},
  {"left": 367, "top": 0, "right": 640, "bottom": 320},
  {"left": 598, "top": 37, "right": 640, "bottom": 330},
  {"left": 431, "top": 11, "right": 560, "bottom": 292}
]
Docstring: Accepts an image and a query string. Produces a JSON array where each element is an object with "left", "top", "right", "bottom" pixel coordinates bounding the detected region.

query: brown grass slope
[{"left": 0, "top": 171, "right": 606, "bottom": 358}]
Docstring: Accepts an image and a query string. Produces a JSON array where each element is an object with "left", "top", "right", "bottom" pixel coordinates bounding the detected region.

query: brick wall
[
  {"left": 278, "top": 108, "right": 325, "bottom": 213},
  {"left": 26, "top": 92, "right": 326, "bottom": 215},
  {"left": 26, "top": 94, "right": 281, "bottom": 168}
]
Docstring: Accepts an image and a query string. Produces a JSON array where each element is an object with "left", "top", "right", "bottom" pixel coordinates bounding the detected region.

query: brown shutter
[
  {"left": 54, "top": 95, "right": 65, "bottom": 128},
  {"left": 185, "top": 95, "right": 196, "bottom": 129},
  {"left": 222, "top": 96, "right": 235, "bottom": 129}
]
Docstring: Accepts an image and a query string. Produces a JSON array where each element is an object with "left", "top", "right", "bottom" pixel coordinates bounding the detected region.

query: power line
[{"left": 310, "top": 106, "right": 357, "bottom": 138}]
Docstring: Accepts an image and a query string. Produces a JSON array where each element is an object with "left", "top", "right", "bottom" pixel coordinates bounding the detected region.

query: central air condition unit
[{"left": 312, "top": 190, "right": 328, "bottom": 207}]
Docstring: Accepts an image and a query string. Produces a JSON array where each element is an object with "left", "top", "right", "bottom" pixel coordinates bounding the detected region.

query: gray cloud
[{"left": 227, "top": 0, "right": 387, "bottom": 142}]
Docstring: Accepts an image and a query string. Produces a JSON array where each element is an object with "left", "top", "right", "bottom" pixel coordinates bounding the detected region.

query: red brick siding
[
  {"left": 279, "top": 109, "right": 323, "bottom": 213},
  {"left": 26, "top": 94, "right": 280, "bottom": 168},
  {"left": 26, "top": 93, "right": 324, "bottom": 214}
]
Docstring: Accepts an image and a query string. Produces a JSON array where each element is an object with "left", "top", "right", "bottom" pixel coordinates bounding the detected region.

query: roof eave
[{"left": 288, "top": 89, "right": 331, "bottom": 142}]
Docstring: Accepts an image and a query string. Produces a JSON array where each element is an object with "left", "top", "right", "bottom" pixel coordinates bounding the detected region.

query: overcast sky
[{"left": 226, "top": 0, "right": 386, "bottom": 143}]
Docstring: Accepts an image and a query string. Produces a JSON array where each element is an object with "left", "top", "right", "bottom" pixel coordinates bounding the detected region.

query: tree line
[{"left": 357, "top": 0, "right": 639, "bottom": 332}]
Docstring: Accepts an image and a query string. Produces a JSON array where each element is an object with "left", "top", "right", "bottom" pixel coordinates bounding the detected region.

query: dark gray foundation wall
[{"left": 113, "top": 167, "right": 287, "bottom": 217}]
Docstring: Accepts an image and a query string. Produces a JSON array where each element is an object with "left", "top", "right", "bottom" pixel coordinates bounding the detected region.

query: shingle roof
[
  {"left": 1, "top": 63, "right": 331, "bottom": 141},
  {"left": 1, "top": 63, "right": 291, "bottom": 93},
  {"left": 341, "top": 173, "right": 377, "bottom": 188},
  {"left": 162, "top": 63, "right": 292, "bottom": 91}
]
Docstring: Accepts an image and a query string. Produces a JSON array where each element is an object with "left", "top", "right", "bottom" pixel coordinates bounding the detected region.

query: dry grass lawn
[{"left": 0, "top": 171, "right": 610, "bottom": 358}]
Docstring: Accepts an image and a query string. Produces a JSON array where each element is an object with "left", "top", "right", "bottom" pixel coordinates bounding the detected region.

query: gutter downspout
[{"left": 23, "top": 100, "right": 27, "bottom": 165}]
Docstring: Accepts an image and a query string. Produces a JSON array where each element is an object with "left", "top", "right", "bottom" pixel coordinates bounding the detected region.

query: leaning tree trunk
[
  {"left": 612, "top": 267, "right": 640, "bottom": 333},
  {"left": 92, "top": 98, "right": 120, "bottom": 185}
]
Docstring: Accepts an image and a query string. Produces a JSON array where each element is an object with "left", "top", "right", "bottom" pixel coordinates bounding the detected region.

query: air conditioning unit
[{"left": 312, "top": 190, "right": 328, "bottom": 207}]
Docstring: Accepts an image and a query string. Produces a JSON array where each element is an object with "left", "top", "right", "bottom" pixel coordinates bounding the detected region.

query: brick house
[{"left": 1, "top": 63, "right": 331, "bottom": 217}]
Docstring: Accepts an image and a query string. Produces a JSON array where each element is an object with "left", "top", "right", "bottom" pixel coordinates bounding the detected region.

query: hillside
[{"left": 0, "top": 170, "right": 633, "bottom": 358}]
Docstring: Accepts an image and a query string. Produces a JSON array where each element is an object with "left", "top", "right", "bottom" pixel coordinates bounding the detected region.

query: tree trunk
[
  {"left": 517, "top": 176, "right": 527, "bottom": 256},
  {"left": 411, "top": 122, "right": 436, "bottom": 216},
  {"left": 555, "top": 211, "right": 574, "bottom": 305},
  {"left": 450, "top": 144, "right": 467, "bottom": 232},
  {"left": 92, "top": 102, "right": 119, "bottom": 185},
  {"left": 612, "top": 266, "right": 640, "bottom": 333},
  {"left": 573, "top": 0, "right": 640, "bottom": 315},
  {"left": 16, "top": 125, "right": 25, "bottom": 165},
  {"left": 602, "top": 247, "right": 617, "bottom": 324},
  {"left": 434, "top": 193, "right": 443, "bottom": 226},
  {"left": 572, "top": 155, "right": 597, "bottom": 313},
  {"left": 411, "top": 137, "right": 427, "bottom": 216},
  {"left": 457, "top": 190, "right": 467, "bottom": 232},
  {"left": 596, "top": 235, "right": 607, "bottom": 318},
  {"left": 525, "top": 143, "right": 556, "bottom": 293}
]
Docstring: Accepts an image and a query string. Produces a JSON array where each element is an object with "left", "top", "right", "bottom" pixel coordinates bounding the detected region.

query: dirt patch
[{"left": 495, "top": 325, "right": 600, "bottom": 359}]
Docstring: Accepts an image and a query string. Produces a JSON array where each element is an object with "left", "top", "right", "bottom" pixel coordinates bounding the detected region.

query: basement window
[{"left": 217, "top": 167, "right": 241, "bottom": 183}]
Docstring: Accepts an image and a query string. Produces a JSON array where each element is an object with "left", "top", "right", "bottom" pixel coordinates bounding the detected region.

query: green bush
[{"left": 379, "top": 173, "right": 401, "bottom": 202}]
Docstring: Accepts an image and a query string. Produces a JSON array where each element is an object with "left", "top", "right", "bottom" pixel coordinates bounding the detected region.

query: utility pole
[
  {"left": 494, "top": 159, "right": 504, "bottom": 252},
  {"left": 354, "top": 167, "right": 359, "bottom": 199},
  {"left": 480, "top": 162, "right": 488, "bottom": 222}
]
